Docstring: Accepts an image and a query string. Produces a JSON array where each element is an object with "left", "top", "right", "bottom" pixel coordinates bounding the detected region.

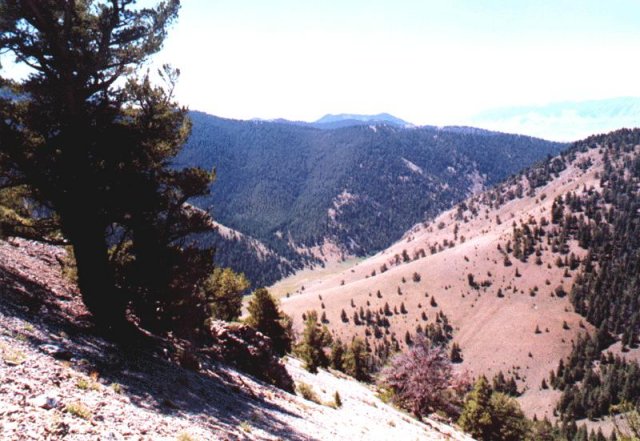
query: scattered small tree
[
  {"left": 467, "top": 273, "right": 478, "bottom": 289},
  {"left": 450, "top": 342, "right": 463, "bottom": 363},
  {"left": 404, "top": 330, "right": 412, "bottom": 345}
]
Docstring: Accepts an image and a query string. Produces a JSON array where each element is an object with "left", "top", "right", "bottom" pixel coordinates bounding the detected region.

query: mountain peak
[{"left": 313, "top": 113, "right": 412, "bottom": 129}]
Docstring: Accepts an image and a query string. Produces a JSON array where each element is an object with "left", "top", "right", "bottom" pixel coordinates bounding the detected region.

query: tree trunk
[{"left": 66, "top": 216, "right": 126, "bottom": 332}]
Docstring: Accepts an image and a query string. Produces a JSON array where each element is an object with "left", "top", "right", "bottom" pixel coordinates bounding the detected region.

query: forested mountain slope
[
  {"left": 178, "top": 111, "right": 565, "bottom": 285},
  {"left": 278, "top": 128, "right": 640, "bottom": 428},
  {"left": 192, "top": 219, "right": 307, "bottom": 289}
]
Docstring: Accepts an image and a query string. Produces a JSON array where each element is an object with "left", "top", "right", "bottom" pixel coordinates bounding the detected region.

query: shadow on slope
[{"left": 0, "top": 239, "right": 312, "bottom": 440}]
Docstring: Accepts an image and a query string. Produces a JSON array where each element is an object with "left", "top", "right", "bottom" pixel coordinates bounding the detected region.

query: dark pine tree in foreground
[{"left": 0, "top": 0, "right": 217, "bottom": 336}]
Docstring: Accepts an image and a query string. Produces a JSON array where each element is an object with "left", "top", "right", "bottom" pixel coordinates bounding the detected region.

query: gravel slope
[{"left": 0, "top": 238, "right": 472, "bottom": 440}]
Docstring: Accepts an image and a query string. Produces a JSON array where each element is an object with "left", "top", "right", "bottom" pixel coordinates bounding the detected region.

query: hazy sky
[
  {"left": 147, "top": 0, "right": 640, "bottom": 125},
  {"left": 6, "top": 1, "right": 640, "bottom": 126}
]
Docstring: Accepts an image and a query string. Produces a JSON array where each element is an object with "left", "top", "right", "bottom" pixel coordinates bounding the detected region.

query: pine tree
[
  {"left": 296, "top": 311, "right": 332, "bottom": 373},
  {"left": 330, "top": 338, "right": 346, "bottom": 371},
  {"left": 458, "top": 376, "right": 493, "bottom": 440},
  {"left": 404, "top": 331, "right": 415, "bottom": 346},
  {"left": 245, "top": 287, "right": 292, "bottom": 356},
  {"left": 344, "top": 337, "right": 370, "bottom": 381},
  {"left": 0, "top": 1, "right": 217, "bottom": 335},
  {"left": 458, "top": 376, "right": 529, "bottom": 441},
  {"left": 487, "top": 392, "right": 529, "bottom": 440},
  {"left": 529, "top": 417, "right": 556, "bottom": 441},
  {"left": 450, "top": 342, "right": 463, "bottom": 363},
  {"left": 205, "top": 268, "right": 249, "bottom": 322}
]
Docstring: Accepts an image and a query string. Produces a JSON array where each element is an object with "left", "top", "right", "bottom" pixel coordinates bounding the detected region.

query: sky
[
  {"left": 3, "top": 1, "right": 640, "bottom": 127},
  {"left": 146, "top": 0, "right": 640, "bottom": 125}
]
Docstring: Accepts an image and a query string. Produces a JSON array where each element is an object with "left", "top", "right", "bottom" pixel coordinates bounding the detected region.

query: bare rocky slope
[
  {"left": 0, "top": 238, "right": 471, "bottom": 440},
  {"left": 279, "top": 135, "right": 618, "bottom": 421}
]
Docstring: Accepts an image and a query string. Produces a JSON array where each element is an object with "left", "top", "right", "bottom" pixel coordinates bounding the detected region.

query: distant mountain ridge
[
  {"left": 467, "top": 97, "right": 640, "bottom": 141},
  {"left": 252, "top": 113, "right": 413, "bottom": 130}
]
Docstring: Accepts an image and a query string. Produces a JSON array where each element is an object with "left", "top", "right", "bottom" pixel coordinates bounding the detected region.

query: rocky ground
[{"left": 0, "top": 238, "right": 472, "bottom": 440}]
